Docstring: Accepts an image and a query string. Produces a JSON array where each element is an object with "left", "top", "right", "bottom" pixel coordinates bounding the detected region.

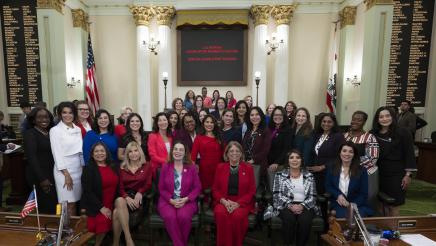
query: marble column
[
  {"left": 271, "top": 5, "right": 296, "bottom": 106},
  {"left": 360, "top": 0, "right": 394, "bottom": 121},
  {"left": 336, "top": 6, "right": 357, "bottom": 125},
  {"left": 250, "top": 5, "right": 272, "bottom": 109},
  {"left": 130, "top": 6, "right": 154, "bottom": 130},
  {"left": 155, "top": 6, "right": 175, "bottom": 111},
  {"left": 36, "top": 0, "right": 68, "bottom": 109},
  {"left": 70, "top": 8, "right": 89, "bottom": 100}
]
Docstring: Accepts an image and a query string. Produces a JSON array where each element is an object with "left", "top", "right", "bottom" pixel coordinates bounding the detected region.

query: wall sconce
[
  {"left": 346, "top": 75, "right": 361, "bottom": 87},
  {"left": 143, "top": 34, "right": 160, "bottom": 55},
  {"left": 66, "top": 77, "right": 80, "bottom": 88},
  {"left": 265, "top": 32, "right": 284, "bottom": 55}
]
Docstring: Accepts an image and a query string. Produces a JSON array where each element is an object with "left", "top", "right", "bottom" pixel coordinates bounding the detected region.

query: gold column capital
[
  {"left": 155, "top": 6, "right": 176, "bottom": 26},
  {"left": 339, "top": 6, "right": 357, "bottom": 29},
  {"left": 37, "top": 0, "right": 66, "bottom": 14},
  {"left": 129, "top": 5, "right": 155, "bottom": 26},
  {"left": 364, "top": 0, "right": 394, "bottom": 10},
  {"left": 71, "top": 9, "right": 89, "bottom": 32},
  {"left": 271, "top": 5, "right": 297, "bottom": 25},
  {"left": 250, "top": 5, "right": 272, "bottom": 26}
]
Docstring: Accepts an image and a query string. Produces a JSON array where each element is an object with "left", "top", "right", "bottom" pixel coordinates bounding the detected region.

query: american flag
[
  {"left": 21, "top": 190, "right": 37, "bottom": 218},
  {"left": 326, "top": 22, "right": 338, "bottom": 114},
  {"left": 85, "top": 34, "right": 100, "bottom": 115}
]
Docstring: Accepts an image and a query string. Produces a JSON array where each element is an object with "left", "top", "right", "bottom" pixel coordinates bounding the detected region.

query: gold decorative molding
[
  {"left": 37, "top": 0, "right": 66, "bottom": 14},
  {"left": 129, "top": 5, "right": 155, "bottom": 26},
  {"left": 71, "top": 9, "right": 89, "bottom": 32},
  {"left": 271, "top": 5, "right": 297, "bottom": 25},
  {"left": 155, "top": 6, "right": 176, "bottom": 26},
  {"left": 250, "top": 5, "right": 272, "bottom": 26},
  {"left": 364, "top": 0, "right": 394, "bottom": 10},
  {"left": 339, "top": 6, "right": 357, "bottom": 29},
  {"left": 176, "top": 9, "right": 249, "bottom": 27}
]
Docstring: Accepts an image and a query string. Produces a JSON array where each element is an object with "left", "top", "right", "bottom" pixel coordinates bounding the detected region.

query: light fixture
[
  {"left": 254, "top": 71, "right": 261, "bottom": 106},
  {"left": 346, "top": 75, "right": 361, "bottom": 87},
  {"left": 265, "top": 32, "right": 284, "bottom": 55},
  {"left": 66, "top": 77, "right": 80, "bottom": 88},
  {"left": 143, "top": 34, "right": 160, "bottom": 55},
  {"left": 162, "top": 72, "right": 168, "bottom": 110}
]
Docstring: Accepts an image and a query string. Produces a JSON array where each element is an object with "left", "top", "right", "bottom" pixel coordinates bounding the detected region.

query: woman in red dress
[
  {"left": 191, "top": 114, "right": 224, "bottom": 190},
  {"left": 212, "top": 141, "right": 256, "bottom": 246},
  {"left": 81, "top": 142, "right": 119, "bottom": 246}
]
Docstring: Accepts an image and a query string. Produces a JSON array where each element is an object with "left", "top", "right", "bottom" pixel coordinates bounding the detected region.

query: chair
[
  {"left": 148, "top": 168, "right": 201, "bottom": 246},
  {"left": 201, "top": 163, "right": 263, "bottom": 245}
]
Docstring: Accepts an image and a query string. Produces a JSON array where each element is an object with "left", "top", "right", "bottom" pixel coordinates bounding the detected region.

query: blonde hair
[
  {"left": 223, "top": 141, "right": 245, "bottom": 162},
  {"left": 121, "top": 141, "right": 146, "bottom": 169}
]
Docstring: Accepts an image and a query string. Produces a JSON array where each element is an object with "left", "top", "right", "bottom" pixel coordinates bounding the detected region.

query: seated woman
[
  {"left": 81, "top": 142, "right": 119, "bottom": 246},
  {"left": 113, "top": 141, "right": 152, "bottom": 246},
  {"left": 325, "top": 142, "right": 373, "bottom": 218},
  {"left": 270, "top": 150, "right": 319, "bottom": 246},
  {"left": 212, "top": 141, "right": 256, "bottom": 246},
  {"left": 158, "top": 141, "right": 201, "bottom": 246}
]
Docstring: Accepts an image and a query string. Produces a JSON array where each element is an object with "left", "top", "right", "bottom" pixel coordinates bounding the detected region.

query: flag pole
[{"left": 33, "top": 185, "right": 41, "bottom": 232}]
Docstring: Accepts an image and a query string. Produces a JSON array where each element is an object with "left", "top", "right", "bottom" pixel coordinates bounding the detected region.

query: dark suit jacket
[
  {"left": 325, "top": 165, "right": 373, "bottom": 218},
  {"left": 398, "top": 111, "right": 417, "bottom": 135},
  {"left": 267, "top": 126, "right": 293, "bottom": 166},
  {"left": 242, "top": 128, "right": 272, "bottom": 174},
  {"left": 81, "top": 163, "right": 119, "bottom": 216},
  {"left": 212, "top": 162, "right": 256, "bottom": 211},
  {"left": 173, "top": 129, "right": 195, "bottom": 152},
  {"left": 311, "top": 132, "right": 345, "bottom": 167},
  {"left": 292, "top": 128, "right": 315, "bottom": 166}
]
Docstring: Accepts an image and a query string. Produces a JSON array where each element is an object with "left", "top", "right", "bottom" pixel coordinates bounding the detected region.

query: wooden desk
[
  {"left": 0, "top": 212, "right": 94, "bottom": 245},
  {"left": 1, "top": 150, "right": 29, "bottom": 205},
  {"left": 322, "top": 216, "right": 436, "bottom": 245},
  {"left": 416, "top": 142, "right": 436, "bottom": 184}
]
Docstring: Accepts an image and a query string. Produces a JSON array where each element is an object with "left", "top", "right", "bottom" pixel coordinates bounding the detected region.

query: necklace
[
  {"left": 289, "top": 171, "right": 300, "bottom": 179},
  {"left": 34, "top": 126, "right": 49, "bottom": 136}
]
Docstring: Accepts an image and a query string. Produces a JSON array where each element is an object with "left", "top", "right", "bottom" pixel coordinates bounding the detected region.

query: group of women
[{"left": 21, "top": 90, "right": 416, "bottom": 246}]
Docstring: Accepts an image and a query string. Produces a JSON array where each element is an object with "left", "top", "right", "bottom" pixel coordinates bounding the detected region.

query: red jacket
[
  {"left": 147, "top": 132, "right": 172, "bottom": 171},
  {"left": 212, "top": 162, "right": 256, "bottom": 211}
]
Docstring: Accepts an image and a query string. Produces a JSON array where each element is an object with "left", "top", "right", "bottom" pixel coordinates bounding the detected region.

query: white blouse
[
  {"left": 291, "top": 175, "right": 305, "bottom": 202},
  {"left": 339, "top": 166, "right": 350, "bottom": 196}
]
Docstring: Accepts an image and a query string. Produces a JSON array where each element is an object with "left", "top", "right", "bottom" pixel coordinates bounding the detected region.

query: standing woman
[
  {"left": 210, "top": 90, "right": 220, "bottom": 112},
  {"left": 371, "top": 106, "right": 416, "bottom": 216},
  {"left": 211, "top": 97, "right": 227, "bottom": 122},
  {"left": 114, "top": 106, "right": 133, "bottom": 141},
  {"left": 192, "top": 95, "right": 205, "bottom": 115},
  {"left": 118, "top": 113, "right": 149, "bottom": 161},
  {"left": 174, "top": 112, "right": 198, "bottom": 151},
  {"left": 191, "top": 115, "right": 224, "bottom": 191},
  {"left": 75, "top": 100, "right": 93, "bottom": 138},
  {"left": 198, "top": 109, "right": 208, "bottom": 125},
  {"left": 225, "top": 91, "right": 237, "bottom": 109},
  {"left": 308, "top": 113, "right": 345, "bottom": 195},
  {"left": 242, "top": 106, "right": 272, "bottom": 187},
  {"left": 243, "top": 96, "right": 253, "bottom": 108},
  {"left": 82, "top": 142, "right": 119, "bottom": 246},
  {"left": 172, "top": 98, "right": 184, "bottom": 115},
  {"left": 270, "top": 150, "right": 319, "bottom": 246},
  {"left": 265, "top": 103, "right": 276, "bottom": 126},
  {"left": 325, "top": 142, "right": 373, "bottom": 218},
  {"left": 212, "top": 141, "right": 256, "bottom": 246},
  {"left": 158, "top": 142, "right": 201, "bottom": 246},
  {"left": 50, "top": 101, "right": 84, "bottom": 216},
  {"left": 235, "top": 100, "right": 249, "bottom": 139},
  {"left": 184, "top": 90, "right": 196, "bottom": 111},
  {"left": 284, "top": 101, "right": 297, "bottom": 126},
  {"left": 148, "top": 112, "right": 173, "bottom": 173},
  {"left": 168, "top": 110, "right": 181, "bottom": 136},
  {"left": 24, "top": 107, "right": 58, "bottom": 214},
  {"left": 292, "top": 108, "right": 315, "bottom": 166},
  {"left": 113, "top": 141, "right": 152, "bottom": 246},
  {"left": 83, "top": 109, "right": 118, "bottom": 163},
  {"left": 267, "top": 106, "right": 293, "bottom": 189},
  {"left": 344, "top": 111, "right": 379, "bottom": 208},
  {"left": 221, "top": 109, "right": 242, "bottom": 144}
]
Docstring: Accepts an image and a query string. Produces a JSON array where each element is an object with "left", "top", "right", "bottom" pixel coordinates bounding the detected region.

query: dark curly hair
[
  {"left": 56, "top": 101, "right": 77, "bottom": 122},
  {"left": 152, "top": 112, "right": 172, "bottom": 136},
  {"left": 92, "top": 109, "right": 114, "bottom": 134}
]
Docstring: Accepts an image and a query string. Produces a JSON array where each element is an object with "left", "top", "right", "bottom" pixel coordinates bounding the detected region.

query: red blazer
[
  {"left": 148, "top": 132, "right": 173, "bottom": 171},
  {"left": 212, "top": 162, "right": 256, "bottom": 211}
]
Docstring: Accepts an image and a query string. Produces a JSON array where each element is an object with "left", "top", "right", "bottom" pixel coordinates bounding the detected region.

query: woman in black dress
[
  {"left": 220, "top": 109, "right": 242, "bottom": 144},
  {"left": 371, "top": 106, "right": 416, "bottom": 216},
  {"left": 23, "top": 107, "right": 58, "bottom": 214}
]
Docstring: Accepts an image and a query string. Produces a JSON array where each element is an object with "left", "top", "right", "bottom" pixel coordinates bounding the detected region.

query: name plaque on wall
[
  {"left": 1, "top": 0, "right": 42, "bottom": 107},
  {"left": 387, "top": 0, "right": 434, "bottom": 107}
]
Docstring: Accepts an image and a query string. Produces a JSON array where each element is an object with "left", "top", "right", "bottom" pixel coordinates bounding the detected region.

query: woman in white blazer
[{"left": 50, "top": 101, "right": 84, "bottom": 216}]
